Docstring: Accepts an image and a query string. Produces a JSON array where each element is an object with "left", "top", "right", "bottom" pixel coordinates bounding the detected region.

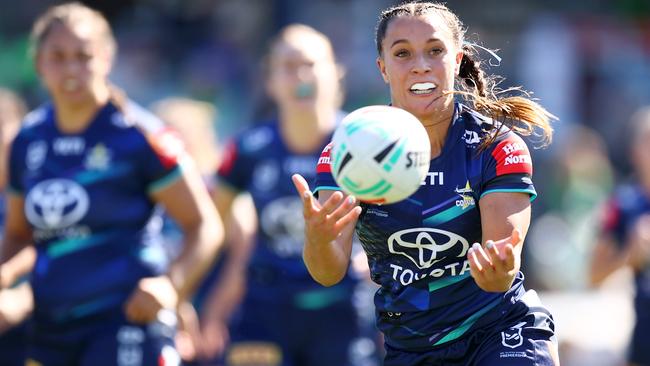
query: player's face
[
  {"left": 267, "top": 37, "right": 340, "bottom": 113},
  {"left": 377, "top": 14, "right": 462, "bottom": 121},
  {"left": 36, "top": 22, "right": 112, "bottom": 107}
]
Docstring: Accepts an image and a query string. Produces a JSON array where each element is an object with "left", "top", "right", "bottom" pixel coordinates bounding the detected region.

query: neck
[
  {"left": 420, "top": 105, "right": 455, "bottom": 159},
  {"left": 54, "top": 87, "right": 110, "bottom": 133},
  {"left": 279, "top": 106, "right": 336, "bottom": 153}
]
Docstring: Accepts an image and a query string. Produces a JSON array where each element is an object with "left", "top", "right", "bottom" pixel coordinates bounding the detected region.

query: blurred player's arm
[
  {"left": 589, "top": 215, "right": 650, "bottom": 286},
  {"left": 0, "top": 194, "right": 34, "bottom": 287},
  {"left": 154, "top": 163, "right": 225, "bottom": 300},
  {"left": 471, "top": 192, "right": 531, "bottom": 292},
  {"left": 126, "top": 163, "right": 225, "bottom": 324},
  {"left": 200, "top": 185, "right": 257, "bottom": 358},
  {"left": 293, "top": 174, "right": 361, "bottom": 287},
  {"left": 0, "top": 281, "right": 32, "bottom": 334}
]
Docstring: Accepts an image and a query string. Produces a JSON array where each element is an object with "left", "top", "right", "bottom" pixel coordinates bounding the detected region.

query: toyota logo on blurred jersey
[
  {"left": 25, "top": 179, "right": 89, "bottom": 230},
  {"left": 387, "top": 228, "right": 469, "bottom": 269}
]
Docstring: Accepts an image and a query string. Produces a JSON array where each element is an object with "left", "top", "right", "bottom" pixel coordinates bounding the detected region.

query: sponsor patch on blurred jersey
[{"left": 147, "top": 128, "right": 185, "bottom": 169}]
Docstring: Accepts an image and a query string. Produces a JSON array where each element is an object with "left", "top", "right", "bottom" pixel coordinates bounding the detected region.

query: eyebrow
[{"left": 390, "top": 38, "right": 442, "bottom": 48}]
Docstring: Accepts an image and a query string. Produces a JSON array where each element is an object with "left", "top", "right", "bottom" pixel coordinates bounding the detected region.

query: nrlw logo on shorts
[{"left": 388, "top": 228, "right": 469, "bottom": 269}]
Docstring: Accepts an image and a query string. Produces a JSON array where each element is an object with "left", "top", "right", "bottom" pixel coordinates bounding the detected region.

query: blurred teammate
[
  {"left": 0, "top": 88, "right": 33, "bottom": 366},
  {"left": 151, "top": 97, "right": 257, "bottom": 364},
  {"left": 589, "top": 107, "right": 650, "bottom": 366},
  {"left": 292, "top": 2, "right": 559, "bottom": 365},
  {"left": 202, "top": 24, "right": 371, "bottom": 366},
  {"left": 0, "top": 3, "right": 224, "bottom": 365}
]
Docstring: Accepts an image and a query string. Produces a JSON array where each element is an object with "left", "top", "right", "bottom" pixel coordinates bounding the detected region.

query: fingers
[
  {"left": 320, "top": 191, "right": 345, "bottom": 217},
  {"left": 291, "top": 174, "right": 310, "bottom": 195},
  {"left": 333, "top": 206, "right": 363, "bottom": 232},
  {"left": 292, "top": 174, "right": 317, "bottom": 217},
  {"left": 468, "top": 243, "right": 494, "bottom": 278}
]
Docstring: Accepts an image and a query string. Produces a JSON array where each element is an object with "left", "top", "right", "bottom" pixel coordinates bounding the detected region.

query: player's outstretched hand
[
  {"left": 125, "top": 275, "right": 178, "bottom": 324},
  {"left": 468, "top": 229, "right": 522, "bottom": 293},
  {"left": 291, "top": 174, "right": 361, "bottom": 246}
]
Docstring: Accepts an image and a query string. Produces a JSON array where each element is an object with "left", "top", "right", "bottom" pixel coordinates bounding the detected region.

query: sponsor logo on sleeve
[
  {"left": 492, "top": 136, "right": 532, "bottom": 176},
  {"left": 316, "top": 143, "right": 333, "bottom": 173}
]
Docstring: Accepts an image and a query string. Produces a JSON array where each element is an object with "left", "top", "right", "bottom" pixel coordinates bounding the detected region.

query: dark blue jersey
[
  {"left": 600, "top": 184, "right": 650, "bottom": 319},
  {"left": 217, "top": 120, "right": 356, "bottom": 304},
  {"left": 314, "top": 103, "right": 536, "bottom": 350},
  {"left": 9, "top": 100, "right": 183, "bottom": 324}
]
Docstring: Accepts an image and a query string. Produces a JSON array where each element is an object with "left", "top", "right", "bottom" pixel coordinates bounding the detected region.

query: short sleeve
[
  {"left": 8, "top": 133, "right": 27, "bottom": 194},
  {"left": 313, "top": 143, "right": 341, "bottom": 196},
  {"left": 216, "top": 138, "right": 252, "bottom": 192},
  {"left": 480, "top": 133, "right": 536, "bottom": 200},
  {"left": 142, "top": 127, "right": 185, "bottom": 194},
  {"left": 599, "top": 197, "right": 624, "bottom": 243}
]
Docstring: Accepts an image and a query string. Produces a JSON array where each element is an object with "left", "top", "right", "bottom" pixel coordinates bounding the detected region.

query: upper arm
[
  {"left": 151, "top": 165, "right": 219, "bottom": 232},
  {"left": 479, "top": 191, "right": 531, "bottom": 247},
  {"left": 1, "top": 193, "right": 33, "bottom": 262}
]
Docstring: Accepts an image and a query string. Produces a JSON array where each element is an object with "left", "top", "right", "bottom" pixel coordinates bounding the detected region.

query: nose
[
  {"left": 296, "top": 65, "right": 315, "bottom": 82},
  {"left": 411, "top": 54, "right": 431, "bottom": 74}
]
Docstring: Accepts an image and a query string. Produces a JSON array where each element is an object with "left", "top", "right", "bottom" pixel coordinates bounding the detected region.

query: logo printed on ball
[{"left": 330, "top": 106, "right": 431, "bottom": 204}]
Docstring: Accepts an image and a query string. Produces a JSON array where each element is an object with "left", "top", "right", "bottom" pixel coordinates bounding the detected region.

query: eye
[
  {"left": 394, "top": 49, "right": 410, "bottom": 58},
  {"left": 430, "top": 48, "right": 443, "bottom": 55},
  {"left": 76, "top": 51, "right": 93, "bottom": 63}
]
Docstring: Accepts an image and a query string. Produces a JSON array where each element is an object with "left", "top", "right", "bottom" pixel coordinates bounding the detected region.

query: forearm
[
  {"left": 203, "top": 262, "right": 246, "bottom": 322},
  {"left": 303, "top": 236, "right": 352, "bottom": 287},
  {"left": 0, "top": 246, "right": 35, "bottom": 288},
  {"left": 168, "top": 222, "right": 224, "bottom": 300},
  {"left": 588, "top": 239, "right": 628, "bottom": 287}
]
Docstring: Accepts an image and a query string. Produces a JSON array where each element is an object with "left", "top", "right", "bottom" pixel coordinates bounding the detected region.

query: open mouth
[{"left": 409, "top": 82, "right": 436, "bottom": 95}]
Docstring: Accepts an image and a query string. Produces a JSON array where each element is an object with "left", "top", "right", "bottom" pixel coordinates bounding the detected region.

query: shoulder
[
  {"left": 115, "top": 100, "right": 166, "bottom": 134},
  {"left": 611, "top": 183, "right": 644, "bottom": 212},
  {"left": 455, "top": 104, "right": 495, "bottom": 148},
  {"left": 232, "top": 121, "right": 278, "bottom": 155},
  {"left": 17, "top": 104, "right": 52, "bottom": 138}
]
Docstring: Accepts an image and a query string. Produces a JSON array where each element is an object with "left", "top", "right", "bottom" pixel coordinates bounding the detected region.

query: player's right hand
[{"left": 291, "top": 174, "right": 361, "bottom": 247}]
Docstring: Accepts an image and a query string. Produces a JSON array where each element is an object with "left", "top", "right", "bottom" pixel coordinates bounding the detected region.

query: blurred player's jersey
[
  {"left": 601, "top": 184, "right": 650, "bottom": 320},
  {"left": 9, "top": 100, "right": 182, "bottom": 325},
  {"left": 218, "top": 120, "right": 356, "bottom": 305},
  {"left": 315, "top": 103, "right": 536, "bottom": 350}
]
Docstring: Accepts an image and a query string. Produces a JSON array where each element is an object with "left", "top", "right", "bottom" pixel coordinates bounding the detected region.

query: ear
[
  {"left": 376, "top": 57, "right": 389, "bottom": 84},
  {"left": 455, "top": 51, "right": 464, "bottom": 76}
]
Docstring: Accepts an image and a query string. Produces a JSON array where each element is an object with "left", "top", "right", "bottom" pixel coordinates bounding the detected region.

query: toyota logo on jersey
[
  {"left": 25, "top": 179, "right": 89, "bottom": 230},
  {"left": 387, "top": 228, "right": 469, "bottom": 269}
]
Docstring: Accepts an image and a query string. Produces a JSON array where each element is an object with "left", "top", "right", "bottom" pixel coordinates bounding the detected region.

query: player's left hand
[
  {"left": 125, "top": 275, "right": 178, "bottom": 324},
  {"left": 468, "top": 229, "right": 522, "bottom": 293}
]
